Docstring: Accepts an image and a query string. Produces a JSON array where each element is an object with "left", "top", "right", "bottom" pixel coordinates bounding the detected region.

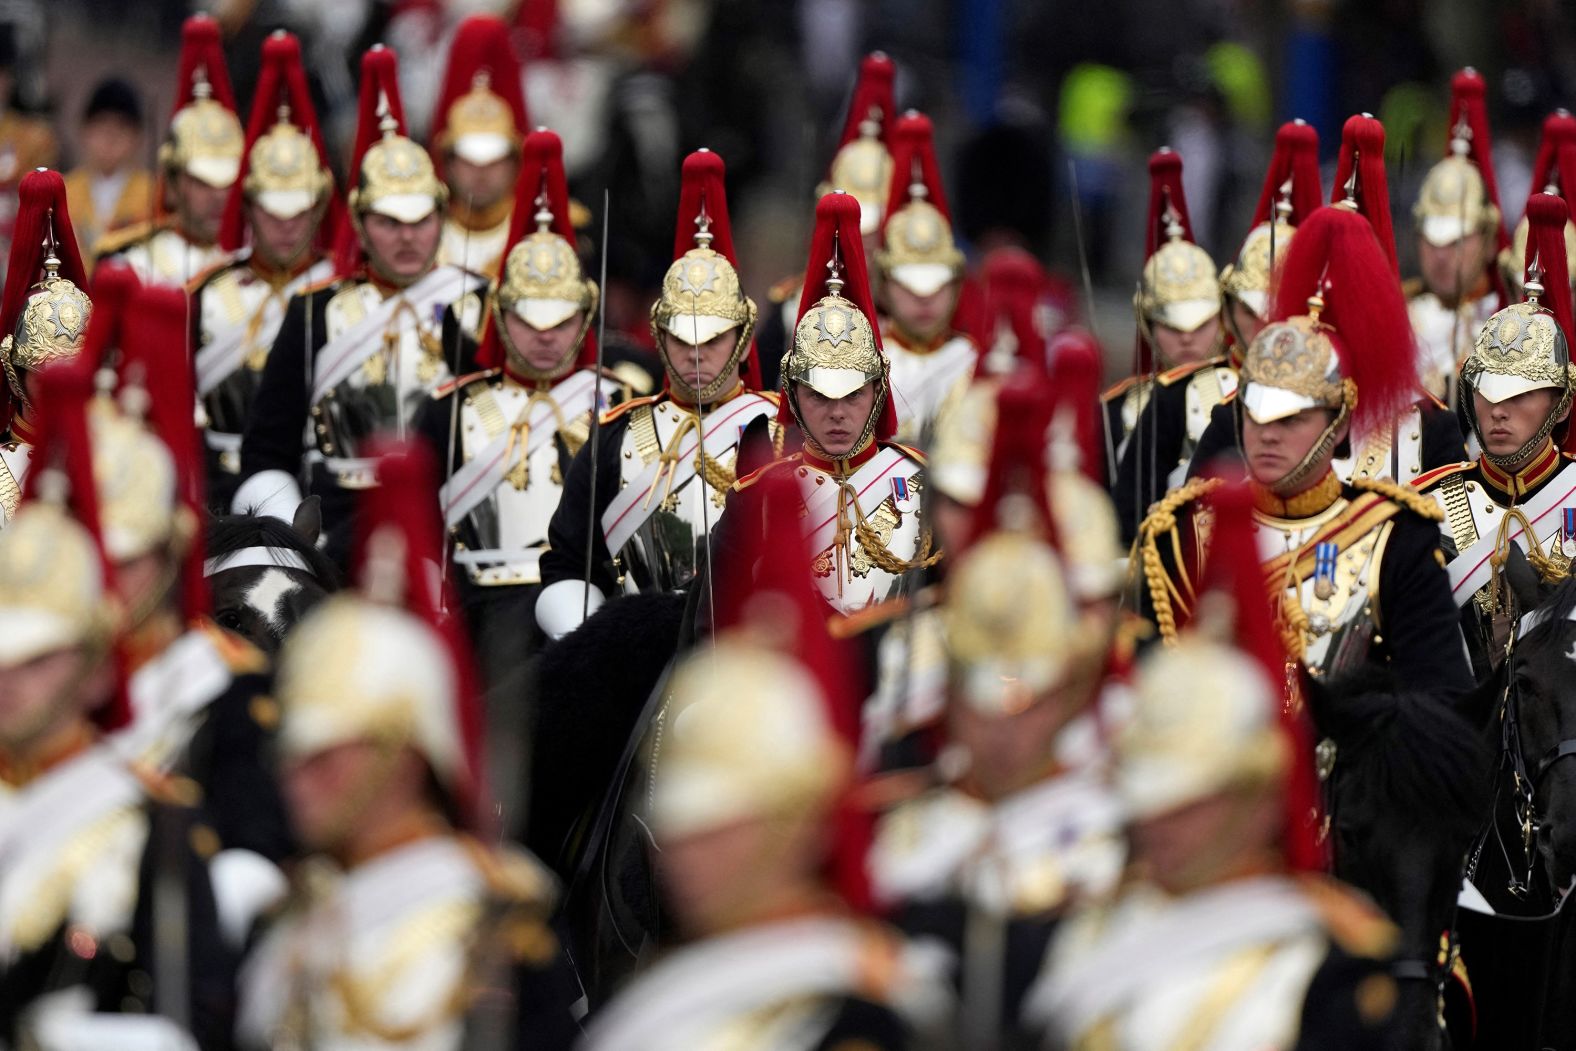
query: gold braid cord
[
  {"left": 858, "top": 517, "right": 943, "bottom": 574},
  {"left": 697, "top": 445, "right": 737, "bottom": 493},
  {"left": 1136, "top": 476, "right": 1224, "bottom": 646},
  {"left": 1350, "top": 475, "right": 1445, "bottom": 522}
]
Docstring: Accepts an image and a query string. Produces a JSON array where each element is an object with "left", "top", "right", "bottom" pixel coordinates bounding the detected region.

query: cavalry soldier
[
  {"left": 88, "top": 276, "right": 292, "bottom": 866},
  {"left": 1415, "top": 192, "right": 1576, "bottom": 677},
  {"left": 727, "top": 190, "right": 940, "bottom": 626},
  {"left": 536, "top": 146, "right": 774, "bottom": 639},
  {"left": 1188, "top": 115, "right": 1467, "bottom": 487},
  {"left": 1500, "top": 109, "right": 1576, "bottom": 302},
  {"left": 1408, "top": 69, "right": 1509, "bottom": 402},
  {"left": 1108, "top": 148, "right": 1234, "bottom": 542},
  {"left": 417, "top": 127, "right": 622, "bottom": 673},
  {"left": 579, "top": 463, "right": 951, "bottom": 1050},
  {"left": 1133, "top": 206, "right": 1469, "bottom": 700},
  {"left": 429, "top": 14, "right": 529, "bottom": 278},
  {"left": 759, "top": 52, "right": 897, "bottom": 388},
  {"left": 190, "top": 31, "right": 338, "bottom": 512},
  {"left": 235, "top": 45, "right": 485, "bottom": 566},
  {"left": 875, "top": 110, "right": 980, "bottom": 444},
  {"left": 868, "top": 369, "right": 1125, "bottom": 1045},
  {"left": 235, "top": 443, "right": 580, "bottom": 1051},
  {"left": 0, "top": 365, "right": 234, "bottom": 1050},
  {"left": 0, "top": 168, "right": 91, "bottom": 527},
  {"left": 1026, "top": 481, "right": 1401, "bottom": 1050},
  {"left": 96, "top": 15, "right": 241, "bottom": 287}
]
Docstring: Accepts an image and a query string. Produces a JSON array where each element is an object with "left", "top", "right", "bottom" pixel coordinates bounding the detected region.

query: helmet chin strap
[{"left": 1465, "top": 384, "right": 1571, "bottom": 470}]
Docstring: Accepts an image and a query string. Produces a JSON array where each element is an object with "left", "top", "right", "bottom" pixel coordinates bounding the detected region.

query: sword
[
  {"left": 440, "top": 189, "right": 477, "bottom": 599},
  {"left": 582, "top": 190, "right": 610, "bottom": 621},
  {"left": 1066, "top": 158, "right": 1117, "bottom": 482}
]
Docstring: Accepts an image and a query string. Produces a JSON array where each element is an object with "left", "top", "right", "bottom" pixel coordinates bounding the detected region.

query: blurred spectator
[{"left": 62, "top": 77, "right": 151, "bottom": 259}]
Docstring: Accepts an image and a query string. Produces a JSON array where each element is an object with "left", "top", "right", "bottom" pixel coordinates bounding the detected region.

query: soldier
[
  {"left": 416, "top": 127, "right": 623, "bottom": 676},
  {"left": 1415, "top": 192, "right": 1576, "bottom": 677},
  {"left": 87, "top": 277, "right": 292, "bottom": 865},
  {"left": 1408, "top": 70, "right": 1508, "bottom": 403},
  {"left": 726, "top": 190, "right": 940, "bottom": 625},
  {"left": 235, "top": 443, "right": 580, "bottom": 1051},
  {"left": 1108, "top": 149, "right": 1234, "bottom": 542},
  {"left": 1025, "top": 481, "right": 1400, "bottom": 1049},
  {"left": 875, "top": 110, "right": 980, "bottom": 444},
  {"left": 578, "top": 461, "right": 950, "bottom": 1050},
  {"left": 234, "top": 45, "right": 486, "bottom": 567},
  {"left": 536, "top": 146, "right": 774, "bottom": 639},
  {"left": 868, "top": 368, "right": 1125, "bottom": 1045},
  {"left": 429, "top": 14, "right": 529, "bottom": 279},
  {"left": 0, "top": 168, "right": 91, "bottom": 527},
  {"left": 95, "top": 15, "right": 241, "bottom": 287},
  {"left": 1133, "top": 206, "right": 1469, "bottom": 700},
  {"left": 190, "top": 31, "right": 339, "bottom": 512},
  {"left": 0, "top": 365, "right": 234, "bottom": 1050},
  {"left": 1499, "top": 109, "right": 1576, "bottom": 303}
]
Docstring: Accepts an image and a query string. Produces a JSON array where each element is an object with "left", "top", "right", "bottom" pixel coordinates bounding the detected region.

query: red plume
[
  {"left": 0, "top": 169, "right": 88, "bottom": 428},
  {"left": 171, "top": 15, "right": 236, "bottom": 116},
  {"left": 22, "top": 362, "right": 132, "bottom": 731},
  {"left": 1531, "top": 110, "right": 1576, "bottom": 196},
  {"left": 834, "top": 52, "right": 897, "bottom": 156},
  {"left": 1049, "top": 329, "right": 1106, "bottom": 487},
  {"left": 785, "top": 192, "right": 897, "bottom": 441},
  {"left": 428, "top": 14, "right": 529, "bottom": 179},
  {"left": 219, "top": 31, "right": 344, "bottom": 254},
  {"left": 668, "top": 148, "right": 760, "bottom": 390},
  {"left": 1524, "top": 195, "right": 1576, "bottom": 456},
  {"left": 1249, "top": 120, "right": 1323, "bottom": 228},
  {"left": 334, "top": 46, "right": 410, "bottom": 277},
  {"left": 1447, "top": 68, "right": 1508, "bottom": 253},
  {"left": 1135, "top": 148, "right": 1195, "bottom": 373},
  {"left": 356, "top": 439, "right": 488, "bottom": 834},
  {"left": 1196, "top": 479, "right": 1323, "bottom": 872},
  {"left": 972, "top": 245, "right": 1046, "bottom": 373},
  {"left": 966, "top": 367, "right": 1058, "bottom": 550},
  {"left": 712, "top": 462, "right": 870, "bottom": 909},
  {"left": 475, "top": 128, "right": 598, "bottom": 372},
  {"left": 79, "top": 262, "right": 140, "bottom": 373},
  {"left": 116, "top": 285, "right": 208, "bottom": 622},
  {"left": 1271, "top": 206, "right": 1418, "bottom": 438},
  {"left": 883, "top": 111, "right": 952, "bottom": 228},
  {"left": 1330, "top": 114, "right": 1398, "bottom": 274}
]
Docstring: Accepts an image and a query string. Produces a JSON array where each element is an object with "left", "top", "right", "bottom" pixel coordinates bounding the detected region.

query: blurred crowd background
[{"left": 8, "top": 0, "right": 1576, "bottom": 377}]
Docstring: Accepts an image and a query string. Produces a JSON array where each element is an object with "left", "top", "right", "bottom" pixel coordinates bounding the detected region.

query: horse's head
[
  {"left": 206, "top": 505, "right": 338, "bottom": 655},
  {"left": 1507, "top": 605, "right": 1576, "bottom": 896},
  {"left": 1307, "top": 669, "right": 1493, "bottom": 1048}
]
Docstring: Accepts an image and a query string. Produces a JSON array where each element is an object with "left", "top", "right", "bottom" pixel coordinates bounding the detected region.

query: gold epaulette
[
  {"left": 186, "top": 255, "right": 237, "bottom": 295},
  {"left": 752, "top": 389, "right": 782, "bottom": 407},
  {"left": 432, "top": 368, "right": 500, "bottom": 400},
  {"left": 885, "top": 440, "right": 927, "bottom": 466},
  {"left": 129, "top": 761, "right": 204, "bottom": 809},
  {"left": 460, "top": 837, "right": 562, "bottom": 967},
  {"left": 92, "top": 218, "right": 168, "bottom": 259},
  {"left": 732, "top": 454, "right": 799, "bottom": 492},
  {"left": 1351, "top": 475, "right": 1446, "bottom": 521},
  {"left": 299, "top": 271, "right": 343, "bottom": 297},
  {"left": 1417, "top": 387, "right": 1447, "bottom": 411},
  {"left": 1401, "top": 276, "right": 1426, "bottom": 300},
  {"left": 569, "top": 198, "right": 592, "bottom": 231},
  {"left": 1410, "top": 460, "right": 1475, "bottom": 493},
  {"left": 768, "top": 275, "right": 801, "bottom": 305},
  {"left": 1156, "top": 356, "right": 1222, "bottom": 386},
  {"left": 599, "top": 393, "right": 660, "bottom": 426},
  {"left": 1135, "top": 475, "right": 1225, "bottom": 646},
  {"left": 827, "top": 595, "right": 911, "bottom": 639},
  {"left": 1296, "top": 875, "right": 1400, "bottom": 960},
  {"left": 1101, "top": 373, "right": 1149, "bottom": 402},
  {"left": 196, "top": 618, "right": 269, "bottom": 675}
]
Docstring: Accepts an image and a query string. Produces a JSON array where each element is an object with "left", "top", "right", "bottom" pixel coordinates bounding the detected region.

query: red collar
[
  {"left": 8, "top": 410, "right": 38, "bottom": 445},
  {"left": 800, "top": 439, "right": 880, "bottom": 474},
  {"left": 882, "top": 322, "right": 953, "bottom": 355},
  {"left": 665, "top": 382, "right": 746, "bottom": 411},
  {"left": 1480, "top": 439, "right": 1563, "bottom": 500},
  {"left": 248, "top": 250, "right": 320, "bottom": 289}
]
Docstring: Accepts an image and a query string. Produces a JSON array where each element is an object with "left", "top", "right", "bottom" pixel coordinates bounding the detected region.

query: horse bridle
[{"left": 1493, "top": 665, "right": 1576, "bottom": 899}]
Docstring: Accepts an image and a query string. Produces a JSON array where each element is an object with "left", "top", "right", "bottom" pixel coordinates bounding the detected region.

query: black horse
[
  {"left": 1307, "top": 669, "right": 1493, "bottom": 1050},
  {"left": 205, "top": 501, "right": 338, "bottom": 655}
]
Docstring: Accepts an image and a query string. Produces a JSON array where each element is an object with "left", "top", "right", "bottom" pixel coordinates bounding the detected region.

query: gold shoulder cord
[
  {"left": 1438, "top": 473, "right": 1479, "bottom": 552},
  {"left": 1349, "top": 475, "right": 1445, "bottom": 521},
  {"left": 1137, "top": 476, "right": 1223, "bottom": 646}
]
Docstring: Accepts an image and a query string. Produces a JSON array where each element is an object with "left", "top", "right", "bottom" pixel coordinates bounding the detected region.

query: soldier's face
[
  {"left": 0, "top": 647, "right": 99, "bottom": 753},
  {"left": 657, "top": 813, "right": 819, "bottom": 936},
  {"left": 883, "top": 278, "right": 959, "bottom": 343},
  {"left": 364, "top": 212, "right": 442, "bottom": 284},
  {"left": 795, "top": 381, "right": 877, "bottom": 457},
  {"left": 1419, "top": 232, "right": 1491, "bottom": 299},
  {"left": 1129, "top": 787, "right": 1281, "bottom": 894},
  {"left": 949, "top": 689, "right": 1080, "bottom": 800},
  {"left": 447, "top": 154, "right": 519, "bottom": 212},
  {"left": 176, "top": 172, "right": 231, "bottom": 244},
  {"left": 1474, "top": 387, "right": 1566, "bottom": 464},
  {"left": 248, "top": 200, "right": 324, "bottom": 270},
  {"left": 505, "top": 310, "right": 584, "bottom": 373},
  {"left": 664, "top": 328, "right": 740, "bottom": 395},
  {"left": 1151, "top": 317, "right": 1219, "bottom": 366},
  {"left": 1242, "top": 408, "right": 1343, "bottom": 489},
  {"left": 1228, "top": 299, "right": 1265, "bottom": 347}
]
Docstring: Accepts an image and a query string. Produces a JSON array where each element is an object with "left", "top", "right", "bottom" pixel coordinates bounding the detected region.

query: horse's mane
[
  {"left": 206, "top": 513, "right": 341, "bottom": 591},
  {"left": 1310, "top": 667, "right": 1493, "bottom": 843},
  {"left": 1540, "top": 572, "right": 1576, "bottom": 628}
]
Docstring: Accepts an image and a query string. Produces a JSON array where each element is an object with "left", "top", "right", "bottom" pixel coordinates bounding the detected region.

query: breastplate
[
  {"left": 200, "top": 270, "right": 279, "bottom": 438},
  {"left": 797, "top": 456, "right": 926, "bottom": 616},
  {"left": 312, "top": 282, "right": 453, "bottom": 463},
  {"left": 1335, "top": 405, "right": 1425, "bottom": 485},
  {"left": 0, "top": 441, "right": 28, "bottom": 525}
]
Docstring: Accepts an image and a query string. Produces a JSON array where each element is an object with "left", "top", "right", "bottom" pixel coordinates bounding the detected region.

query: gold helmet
[
  {"left": 0, "top": 256, "right": 91, "bottom": 419},
  {"left": 90, "top": 402, "right": 184, "bottom": 566},
  {"left": 348, "top": 48, "right": 447, "bottom": 227},
  {"left": 1136, "top": 212, "right": 1221, "bottom": 343},
  {"left": 1501, "top": 207, "right": 1576, "bottom": 302},
  {"left": 431, "top": 16, "right": 527, "bottom": 168},
  {"left": 243, "top": 113, "right": 331, "bottom": 222},
  {"left": 651, "top": 149, "right": 757, "bottom": 403},
  {"left": 1413, "top": 70, "right": 1503, "bottom": 249},
  {"left": 0, "top": 499, "right": 114, "bottom": 668},
  {"left": 1220, "top": 207, "right": 1294, "bottom": 323},
  {"left": 818, "top": 53, "right": 897, "bottom": 236},
  {"left": 875, "top": 112, "right": 964, "bottom": 298},
  {"left": 160, "top": 18, "right": 243, "bottom": 189}
]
